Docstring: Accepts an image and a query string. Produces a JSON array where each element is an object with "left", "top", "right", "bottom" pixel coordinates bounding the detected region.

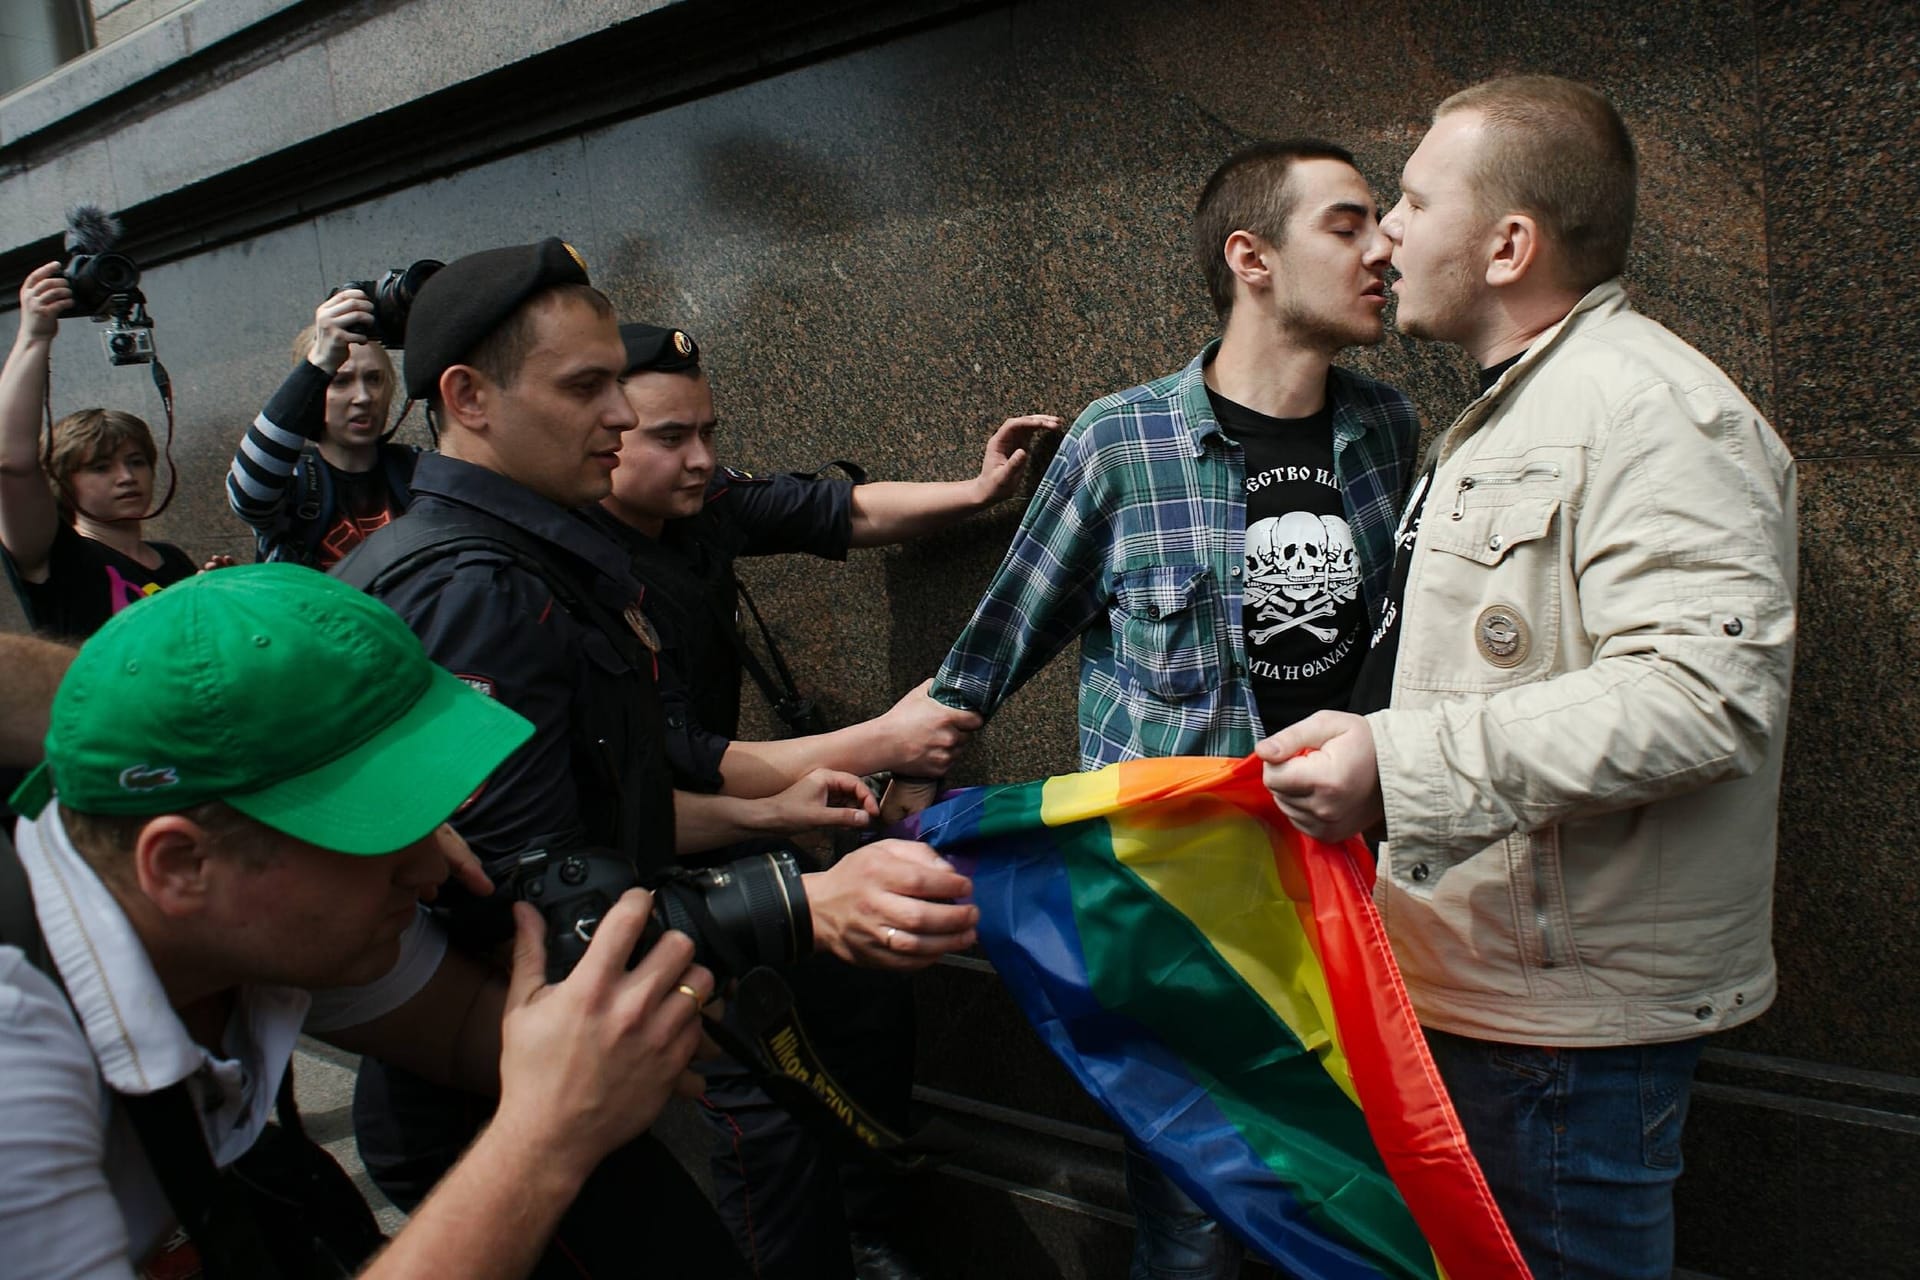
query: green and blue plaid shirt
[{"left": 934, "top": 342, "right": 1418, "bottom": 767}]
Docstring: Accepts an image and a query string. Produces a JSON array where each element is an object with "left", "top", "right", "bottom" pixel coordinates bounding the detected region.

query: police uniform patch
[
  {"left": 561, "top": 241, "right": 588, "bottom": 274},
  {"left": 623, "top": 603, "right": 662, "bottom": 653},
  {"left": 672, "top": 330, "right": 693, "bottom": 356},
  {"left": 1475, "top": 604, "right": 1530, "bottom": 668}
]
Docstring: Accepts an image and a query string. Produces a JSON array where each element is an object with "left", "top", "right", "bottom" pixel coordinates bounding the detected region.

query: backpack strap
[
  {"left": 335, "top": 503, "right": 667, "bottom": 865},
  {"left": 381, "top": 445, "right": 420, "bottom": 511}
]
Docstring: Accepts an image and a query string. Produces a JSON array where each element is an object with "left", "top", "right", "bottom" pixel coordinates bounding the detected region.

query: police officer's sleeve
[
  {"left": 377, "top": 552, "right": 585, "bottom": 860},
  {"left": 718, "top": 470, "right": 853, "bottom": 560},
  {"left": 657, "top": 677, "right": 727, "bottom": 793}
]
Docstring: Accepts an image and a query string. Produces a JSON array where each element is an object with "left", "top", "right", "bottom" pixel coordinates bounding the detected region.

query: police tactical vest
[{"left": 332, "top": 501, "right": 676, "bottom": 875}]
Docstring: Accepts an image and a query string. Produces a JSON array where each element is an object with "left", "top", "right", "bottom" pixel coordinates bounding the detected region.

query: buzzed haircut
[
  {"left": 60, "top": 800, "right": 284, "bottom": 884},
  {"left": 1194, "top": 139, "right": 1359, "bottom": 320},
  {"left": 454, "top": 282, "right": 615, "bottom": 400},
  {"left": 1436, "top": 75, "right": 1638, "bottom": 291}
]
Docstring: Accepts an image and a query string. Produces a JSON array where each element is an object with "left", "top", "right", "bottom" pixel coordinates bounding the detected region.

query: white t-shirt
[{"left": 0, "top": 806, "right": 446, "bottom": 1279}]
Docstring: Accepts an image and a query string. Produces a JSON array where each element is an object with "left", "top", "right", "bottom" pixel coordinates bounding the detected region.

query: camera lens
[
  {"left": 512, "top": 847, "right": 812, "bottom": 985},
  {"left": 654, "top": 850, "right": 812, "bottom": 978},
  {"left": 369, "top": 259, "right": 443, "bottom": 350},
  {"left": 92, "top": 253, "right": 140, "bottom": 294}
]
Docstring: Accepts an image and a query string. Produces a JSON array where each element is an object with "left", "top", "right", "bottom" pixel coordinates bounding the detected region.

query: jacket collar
[
  {"left": 408, "top": 452, "right": 635, "bottom": 587},
  {"left": 1438, "top": 277, "right": 1629, "bottom": 460},
  {"left": 12, "top": 807, "right": 306, "bottom": 1161}
]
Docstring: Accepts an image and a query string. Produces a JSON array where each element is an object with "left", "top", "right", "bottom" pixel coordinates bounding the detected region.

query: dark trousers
[
  {"left": 354, "top": 1061, "right": 750, "bottom": 1279},
  {"left": 701, "top": 954, "right": 919, "bottom": 1280}
]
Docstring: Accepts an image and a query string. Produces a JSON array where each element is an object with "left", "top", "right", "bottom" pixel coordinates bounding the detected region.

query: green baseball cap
[{"left": 10, "top": 563, "right": 534, "bottom": 855}]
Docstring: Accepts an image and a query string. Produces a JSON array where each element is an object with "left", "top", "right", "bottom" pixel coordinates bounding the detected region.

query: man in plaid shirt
[{"left": 932, "top": 140, "right": 1419, "bottom": 1277}]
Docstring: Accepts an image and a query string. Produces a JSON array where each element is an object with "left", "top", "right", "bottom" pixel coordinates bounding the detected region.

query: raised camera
[
  {"left": 327, "top": 259, "right": 443, "bottom": 349},
  {"left": 65, "top": 251, "right": 142, "bottom": 319}
]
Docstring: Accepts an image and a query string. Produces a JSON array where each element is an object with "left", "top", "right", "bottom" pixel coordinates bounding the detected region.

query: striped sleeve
[{"left": 227, "top": 360, "right": 330, "bottom": 528}]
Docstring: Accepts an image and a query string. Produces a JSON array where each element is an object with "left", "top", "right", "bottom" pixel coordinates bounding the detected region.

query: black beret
[
  {"left": 620, "top": 323, "right": 701, "bottom": 376},
  {"left": 403, "top": 237, "right": 591, "bottom": 400}
]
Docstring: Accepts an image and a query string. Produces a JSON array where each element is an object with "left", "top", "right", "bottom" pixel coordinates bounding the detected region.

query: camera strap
[
  {"left": 723, "top": 459, "right": 866, "bottom": 738},
  {"left": 701, "top": 967, "right": 965, "bottom": 1175},
  {"left": 146, "top": 353, "right": 179, "bottom": 514},
  {"left": 730, "top": 578, "right": 825, "bottom": 737}
]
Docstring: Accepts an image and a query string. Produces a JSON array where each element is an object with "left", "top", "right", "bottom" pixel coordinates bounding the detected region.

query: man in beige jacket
[{"left": 1260, "top": 76, "right": 1796, "bottom": 1280}]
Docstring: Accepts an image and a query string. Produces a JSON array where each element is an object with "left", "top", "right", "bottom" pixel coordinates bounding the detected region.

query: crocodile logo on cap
[{"left": 118, "top": 764, "right": 179, "bottom": 793}]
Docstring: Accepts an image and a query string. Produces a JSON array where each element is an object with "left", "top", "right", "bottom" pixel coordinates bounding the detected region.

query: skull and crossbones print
[{"left": 1244, "top": 512, "right": 1358, "bottom": 645}]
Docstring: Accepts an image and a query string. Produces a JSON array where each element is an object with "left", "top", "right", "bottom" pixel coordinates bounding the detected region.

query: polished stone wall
[{"left": 2, "top": 0, "right": 1915, "bottom": 1274}]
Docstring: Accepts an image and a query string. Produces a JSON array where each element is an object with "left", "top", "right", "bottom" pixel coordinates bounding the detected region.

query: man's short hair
[
  {"left": 1194, "top": 139, "right": 1359, "bottom": 320},
  {"left": 45, "top": 408, "right": 155, "bottom": 511},
  {"left": 1436, "top": 75, "right": 1638, "bottom": 292},
  {"left": 61, "top": 800, "right": 283, "bottom": 883},
  {"left": 403, "top": 238, "right": 598, "bottom": 405},
  {"left": 449, "top": 283, "right": 614, "bottom": 406}
]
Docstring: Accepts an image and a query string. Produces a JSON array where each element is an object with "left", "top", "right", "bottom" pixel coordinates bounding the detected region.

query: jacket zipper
[
  {"left": 1532, "top": 832, "right": 1558, "bottom": 969},
  {"left": 1450, "top": 462, "right": 1562, "bottom": 520}
]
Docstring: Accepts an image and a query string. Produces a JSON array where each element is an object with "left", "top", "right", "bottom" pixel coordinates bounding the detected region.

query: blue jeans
[
  {"left": 1424, "top": 1028, "right": 1706, "bottom": 1280},
  {"left": 1124, "top": 1141, "right": 1244, "bottom": 1279}
]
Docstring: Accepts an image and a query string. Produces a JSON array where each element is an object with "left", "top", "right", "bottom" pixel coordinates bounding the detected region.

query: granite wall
[{"left": 2, "top": 0, "right": 1915, "bottom": 1274}]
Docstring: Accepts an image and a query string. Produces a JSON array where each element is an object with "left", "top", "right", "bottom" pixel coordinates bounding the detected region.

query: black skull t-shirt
[{"left": 1210, "top": 389, "right": 1368, "bottom": 735}]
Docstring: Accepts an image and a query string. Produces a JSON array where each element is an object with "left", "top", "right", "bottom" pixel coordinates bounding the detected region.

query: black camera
[
  {"left": 327, "top": 260, "right": 443, "bottom": 349},
  {"left": 65, "top": 251, "right": 143, "bottom": 319},
  {"left": 60, "top": 207, "right": 156, "bottom": 367},
  {"left": 507, "top": 847, "right": 811, "bottom": 985}
]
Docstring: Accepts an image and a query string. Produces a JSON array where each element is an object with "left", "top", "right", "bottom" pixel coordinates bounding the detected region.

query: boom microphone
[{"left": 63, "top": 204, "right": 122, "bottom": 256}]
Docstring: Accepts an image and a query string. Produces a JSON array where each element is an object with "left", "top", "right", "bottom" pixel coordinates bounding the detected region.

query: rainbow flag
[{"left": 902, "top": 754, "right": 1526, "bottom": 1279}]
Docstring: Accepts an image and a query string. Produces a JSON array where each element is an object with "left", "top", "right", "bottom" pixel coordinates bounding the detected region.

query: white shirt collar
[{"left": 13, "top": 805, "right": 309, "bottom": 1163}]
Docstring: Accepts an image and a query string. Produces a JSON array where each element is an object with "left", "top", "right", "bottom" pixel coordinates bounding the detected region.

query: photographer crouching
[
  {"left": 334, "top": 239, "right": 979, "bottom": 1276},
  {"left": 0, "top": 565, "right": 715, "bottom": 1279}
]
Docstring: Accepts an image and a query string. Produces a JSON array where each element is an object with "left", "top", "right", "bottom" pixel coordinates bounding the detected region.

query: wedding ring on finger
[
  {"left": 674, "top": 983, "right": 703, "bottom": 1005},
  {"left": 883, "top": 925, "right": 898, "bottom": 948}
]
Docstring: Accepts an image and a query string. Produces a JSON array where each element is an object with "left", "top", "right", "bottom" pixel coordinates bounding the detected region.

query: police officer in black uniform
[
  {"left": 586, "top": 325, "right": 1056, "bottom": 1280},
  {"left": 588, "top": 327, "right": 901, "bottom": 1279},
  {"left": 336, "top": 243, "right": 983, "bottom": 1280},
  {"left": 333, "top": 240, "right": 744, "bottom": 1278}
]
